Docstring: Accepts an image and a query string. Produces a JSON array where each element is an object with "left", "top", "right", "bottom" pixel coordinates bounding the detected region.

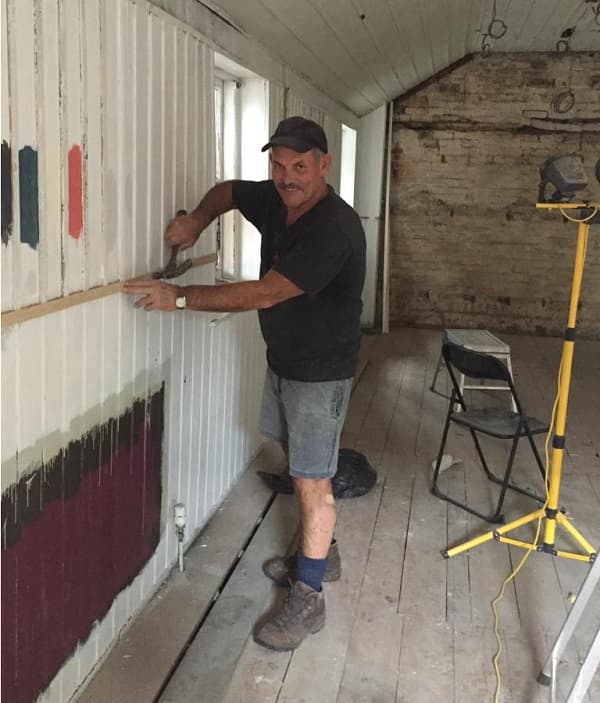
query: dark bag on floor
[{"left": 257, "top": 449, "right": 377, "bottom": 499}]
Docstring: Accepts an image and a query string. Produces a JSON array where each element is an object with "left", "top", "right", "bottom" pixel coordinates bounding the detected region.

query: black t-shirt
[{"left": 232, "top": 180, "right": 366, "bottom": 381}]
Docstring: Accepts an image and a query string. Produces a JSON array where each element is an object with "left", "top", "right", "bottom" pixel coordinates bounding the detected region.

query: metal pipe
[{"left": 174, "top": 503, "right": 186, "bottom": 572}]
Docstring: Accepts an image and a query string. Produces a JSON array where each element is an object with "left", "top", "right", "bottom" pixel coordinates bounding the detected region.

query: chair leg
[
  {"left": 431, "top": 411, "right": 453, "bottom": 491},
  {"left": 525, "top": 431, "right": 549, "bottom": 486},
  {"left": 432, "top": 420, "right": 505, "bottom": 524},
  {"left": 491, "top": 434, "right": 521, "bottom": 521},
  {"left": 430, "top": 351, "right": 444, "bottom": 394},
  {"left": 456, "top": 371, "right": 465, "bottom": 412},
  {"left": 482, "top": 432, "right": 547, "bottom": 504},
  {"left": 505, "top": 354, "right": 518, "bottom": 413}
]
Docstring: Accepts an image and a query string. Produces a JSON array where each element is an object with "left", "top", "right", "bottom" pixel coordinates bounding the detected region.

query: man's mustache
[{"left": 277, "top": 182, "right": 303, "bottom": 191}]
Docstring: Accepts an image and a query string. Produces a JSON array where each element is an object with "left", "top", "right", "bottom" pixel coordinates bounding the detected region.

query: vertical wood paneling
[
  {"left": 41, "top": 316, "right": 67, "bottom": 703},
  {"left": 1, "top": 0, "right": 14, "bottom": 312},
  {"left": 175, "top": 29, "right": 187, "bottom": 212},
  {"left": 148, "top": 13, "right": 165, "bottom": 276},
  {"left": 178, "top": 314, "right": 193, "bottom": 523},
  {"left": 95, "top": 297, "right": 118, "bottom": 659},
  {"left": 118, "top": 0, "right": 135, "bottom": 279},
  {"left": 0, "top": 328, "right": 18, "bottom": 492},
  {"left": 62, "top": 0, "right": 84, "bottom": 294},
  {"left": 269, "top": 82, "right": 285, "bottom": 135},
  {"left": 130, "top": 3, "right": 153, "bottom": 613},
  {"left": 11, "top": 0, "right": 40, "bottom": 307},
  {"left": 101, "top": 0, "right": 120, "bottom": 284},
  {"left": 205, "top": 322, "right": 217, "bottom": 509},
  {"left": 38, "top": 0, "right": 63, "bottom": 301},
  {"left": 186, "top": 314, "right": 199, "bottom": 531},
  {"left": 133, "top": 3, "right": 149, "bottom": 277},
  {"left": 16, "top": 320, "right": 44, "bottom": 473},
  {"left": 82, "top": 0, "right": 104, "bottom": 289},
  {"left": 161, "top": 22, "right": 177, "bottom": 270},
  {"left": 190, "top": 315, "right": 204, "bottom": 528},
  {"left": 78, "top": 301, "right": 103, "bottom": 684},
  {"left": 3, "top": 4, "right": 271, "bottom": 702},
  {"left": 185, "top": 34, "right": 199, "bottom": 215}
]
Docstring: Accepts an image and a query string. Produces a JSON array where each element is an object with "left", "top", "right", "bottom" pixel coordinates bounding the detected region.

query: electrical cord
[
  {"left": 559, "top": 206, "right": 598, "bottom": 224},
  {"left": 491, "top": 357, "right": 561, "bottom": 702}
]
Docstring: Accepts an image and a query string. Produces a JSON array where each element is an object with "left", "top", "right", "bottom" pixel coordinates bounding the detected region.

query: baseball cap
[{"left": 261, "top": 116, "right": 328, "bottom": 154}]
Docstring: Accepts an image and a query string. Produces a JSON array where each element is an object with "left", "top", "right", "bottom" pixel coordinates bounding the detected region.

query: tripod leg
[{"left": 555, "top": 512, "right": 597, "bottom": 556}]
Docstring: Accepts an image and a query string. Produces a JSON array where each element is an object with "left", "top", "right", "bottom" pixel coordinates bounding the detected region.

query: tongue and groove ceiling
[{"left": 202, "top": 0, "right": 600, "bottom": 117}]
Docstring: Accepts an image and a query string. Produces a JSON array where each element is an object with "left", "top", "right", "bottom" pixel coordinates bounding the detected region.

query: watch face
[{"left": 176, "top": 296, "right": 187, "bottom": 309}]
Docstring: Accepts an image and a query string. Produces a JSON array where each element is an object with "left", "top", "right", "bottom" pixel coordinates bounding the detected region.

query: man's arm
[
  {"left": 166, "top": 181, "right": 236, "bottom": 250},
  {"left": 122, "top": 269, "right": 303, "bottom": 312}
]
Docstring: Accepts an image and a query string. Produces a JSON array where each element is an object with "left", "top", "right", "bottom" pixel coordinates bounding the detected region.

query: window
[
  {"left": 340, "top": 124, "right": 357, "bottom": 207},
  {"left": 214, "top": 73, "right": 239, "bottom": 280},
  {"left": 214, "top": 55, "right": 269, "bottom": 281}
]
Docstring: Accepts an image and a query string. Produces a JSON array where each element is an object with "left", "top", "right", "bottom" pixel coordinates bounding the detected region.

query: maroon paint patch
[
  {"left": 1, "top": 386, "right": 164, "bottom": 703},
  {"left": 68, "top": 144, "right": 83, "bottom": 239}
]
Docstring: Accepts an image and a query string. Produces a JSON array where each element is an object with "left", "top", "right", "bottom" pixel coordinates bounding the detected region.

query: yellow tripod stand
[{"left": 445, "top": 202, "right": 598, "bottom": 563}]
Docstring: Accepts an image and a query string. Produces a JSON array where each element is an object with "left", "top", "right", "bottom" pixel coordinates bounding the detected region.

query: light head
[{"left": 538, "top": 154, "right": 588, "bottom": 203}]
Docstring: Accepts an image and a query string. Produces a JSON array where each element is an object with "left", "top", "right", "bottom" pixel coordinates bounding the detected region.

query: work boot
[
  {"left": 262, "top": 540, "right": 341, "bottom": 587},
  {"left": 254, "top": 581, "right": 325, "bottom": 651}
]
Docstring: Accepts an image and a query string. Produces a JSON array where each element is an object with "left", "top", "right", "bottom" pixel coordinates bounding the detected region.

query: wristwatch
[{"left": 175, "top": 288, "right": 187, "bottom": 310}]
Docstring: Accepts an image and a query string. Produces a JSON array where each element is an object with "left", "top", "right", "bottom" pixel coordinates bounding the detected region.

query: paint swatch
[
  {"left": 1, "top": 140, "right": 12, "bottom": 244},
  {"left": 68, "top": 144, "right": 83, "bottom": 238},
  {"left": 1, "top": 385, "right": 164, "bottom": 703},
  {"left": 18, "top": 146, "right": 39, "bottom": 250}
]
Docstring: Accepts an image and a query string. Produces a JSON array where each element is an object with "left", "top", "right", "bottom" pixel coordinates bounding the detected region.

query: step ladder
[
  {"left": 430, "top": 328, "right": 517, "bottom": 412},
  {"left": 537, "top": 555, "right": 600, "bottom": 702}
]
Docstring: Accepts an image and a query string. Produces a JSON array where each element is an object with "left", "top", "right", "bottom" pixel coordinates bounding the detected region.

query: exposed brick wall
[{"left": 389, "top": 52, "right": 600, "bottom": 339}]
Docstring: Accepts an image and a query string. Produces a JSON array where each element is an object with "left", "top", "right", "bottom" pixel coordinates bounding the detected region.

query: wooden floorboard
[
  {"left": 158, "top": 492, "right": 300, "bottom": 703},
  {"left": 87, "top": 328, "right": 599, "bottom": 703},
  {"left": 76, "top": 443, "right": 285, "bottom": 703}
]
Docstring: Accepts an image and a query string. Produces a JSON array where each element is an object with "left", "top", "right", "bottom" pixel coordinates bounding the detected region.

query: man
[{"left": 124, "top": 116, "right": 366, "bottom": 651}]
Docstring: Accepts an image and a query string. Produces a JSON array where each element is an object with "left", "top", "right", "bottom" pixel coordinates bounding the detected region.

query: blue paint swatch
[{"left": 18, "top": 145, "right": 39, "bottom": 250}]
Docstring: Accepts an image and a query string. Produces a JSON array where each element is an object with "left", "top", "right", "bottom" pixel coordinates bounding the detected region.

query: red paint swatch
[{"left": 68, "top": 145, "right": 83, "bottom": 238}]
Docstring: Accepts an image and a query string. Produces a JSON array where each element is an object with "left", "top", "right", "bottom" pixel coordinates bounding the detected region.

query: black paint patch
[
  {"left": 497, "top": 296, "right": 511, "bottom": 306},
  {"left": 1, "top": 141, "right": 12, "bottom": 244},
  {"left": 18, "top": 145, "right": 40, "bottom": 249}
]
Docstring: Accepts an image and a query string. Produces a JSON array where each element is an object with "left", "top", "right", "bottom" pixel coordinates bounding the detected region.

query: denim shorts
[{"left": 259, "top": 368, "right": 353, "bottom": 479}]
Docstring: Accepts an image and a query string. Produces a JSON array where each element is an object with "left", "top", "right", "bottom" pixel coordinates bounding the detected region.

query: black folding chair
[{"left": 431, "top": 339, "right": 549, "bottom": 523}]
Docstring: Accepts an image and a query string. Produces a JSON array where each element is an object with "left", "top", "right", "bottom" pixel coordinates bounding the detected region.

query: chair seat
[{"left": 452, "top": 407, "right": 549, "bottom": 438}]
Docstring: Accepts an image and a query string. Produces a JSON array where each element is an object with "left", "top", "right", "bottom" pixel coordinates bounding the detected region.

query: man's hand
[
  {"left": 123, "top": 279, "right": 178, "bottom": 311},
  {"left": 165, "top": 211, "right": 206, "bottom": 250}
]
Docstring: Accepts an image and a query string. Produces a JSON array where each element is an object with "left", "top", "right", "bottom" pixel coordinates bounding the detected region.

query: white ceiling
[{"left": 201, "top": 0, "right": 600, "bottom": 117}]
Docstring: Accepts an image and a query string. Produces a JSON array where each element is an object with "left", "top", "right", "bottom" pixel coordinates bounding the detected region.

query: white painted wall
[
  {"left": 355, "top": 104, "right": 387, "bottom": 328},
  {"left": 1, "top": 1, "right": 363, "bottom": 702}
]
